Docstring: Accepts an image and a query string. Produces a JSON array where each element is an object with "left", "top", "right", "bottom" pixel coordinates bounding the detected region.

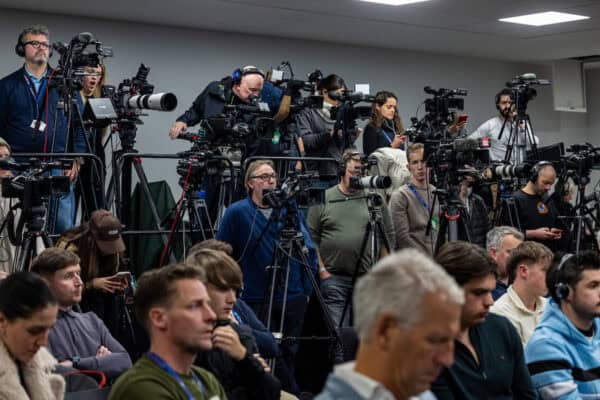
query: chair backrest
[{"left": 64, "top": 387, "right": 111, "bottom": 400}]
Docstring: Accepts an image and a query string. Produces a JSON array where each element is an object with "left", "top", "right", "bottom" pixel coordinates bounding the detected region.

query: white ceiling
[{"left": 2, "top": 0, "right": 600, "bottom": 63}]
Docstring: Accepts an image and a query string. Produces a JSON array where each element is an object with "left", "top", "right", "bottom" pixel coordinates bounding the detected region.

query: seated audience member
[
  {"left": 188, "top": 239, "right": 279, "bottom": 358},
  {"left": 109, "top": 263, "right": 226, "bottom": 400},
  {"left": 55, "top": 209, "right": 127, "bottom": 336},
  {"left": 30, "top": 248, "right": 131, "bottom": 379},
  {"left": 491, "top": 241, "right": 552, "bottom": 347},
  {"left": 0, "top": 271, "right": 65, "bottom": 399},
  {"left": 486, "top": 226, "right": 524, "bottom": 300},
  {"left": 185, "top": 248, "right": 282, "bottom": 400},
  {"left": 526, "top": 251, "right": 600, "bottom": 399},
  {"left": 432, "top": 241, "right": 536, "bottom": 399},
  {"left": 316, "top": 249, "right": 464, "bottom": 400}
]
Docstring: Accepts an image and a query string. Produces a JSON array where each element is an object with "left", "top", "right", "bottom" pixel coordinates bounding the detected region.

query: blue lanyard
[
  {"left": 232, "top": 310, "right": 243, "bottom": 325},
  {"left": 382, "top": 129, "right": 394, "bottom": 145},
  {"left": 408, "top": 183, "right": 430, "bottom": 213},
  {"left": 147, "top": 352, "right": 206, "bottom": 399},
  {"left": 23, "top": 74, "right": 48, "bottom": 120}
]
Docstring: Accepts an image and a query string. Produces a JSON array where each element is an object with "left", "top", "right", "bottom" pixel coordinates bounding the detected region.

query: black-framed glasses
[
  {"left": 24, "top": 40, "right": 50, "bottom": 49},
  {"left": 250, "top": 173, "right": 276, "bottom": 181}
]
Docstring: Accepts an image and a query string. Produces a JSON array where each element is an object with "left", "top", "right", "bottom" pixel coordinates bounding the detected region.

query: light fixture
[
  {"left": 499, "top": 11, "right": 589, "bottom": 26},
  {"left": 359, "top": 0, "right": 431, "bottom": 5}
]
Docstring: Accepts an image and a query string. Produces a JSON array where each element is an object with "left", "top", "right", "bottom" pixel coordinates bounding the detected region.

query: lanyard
[
  {"left": 382, "top": 129, "right": 394, "bottom": 145},
  {"left": 147, "top": 352, "right": 206, "bottom": 399},
  {"left": 232, "top": 310, "right": 243, "bottom": 325},
  {"left": 408, "top": 183, "right": 430, "bottom": 213},
  {"left": 23, "top": 74, "right": 48, "bottom": 120}
]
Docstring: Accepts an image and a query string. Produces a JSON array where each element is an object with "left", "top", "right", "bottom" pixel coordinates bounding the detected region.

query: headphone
[
  {"left": 495, "top": 89, "right": 513, "bottom": 111},
  {"left": 231, "top": 66, "right": 265, "bottom": 84},
  {"left": 338, "top": 150, "right": 361, "bottom": 177},
  {"left": 15, "top": 31, "right": 53, "bottom": 58},
  {"left": 554, "top": 253, "right": 575, "bottom": 301},
  {"left": 529, "top": 160, "right": 554, "bottom": 183}
]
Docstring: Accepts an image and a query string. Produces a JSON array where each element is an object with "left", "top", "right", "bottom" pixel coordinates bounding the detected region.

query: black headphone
[
  {"left": 554, "top": 253, "right": 574, "bottom": 301},
  {"left": 338, "top": 150, "right": 361, "bottom": 177},
  {"left": 15, "top": 31, "right": 53, "bottom": 58},
  {"left": 495, "top": 89, "right": 513, "bottom": 111},
  {"left": 529, "top": 161, "right": 554, "bottom": 183},
  {"left": 231, "top": 66, "right": 265, "bottom": 84}
]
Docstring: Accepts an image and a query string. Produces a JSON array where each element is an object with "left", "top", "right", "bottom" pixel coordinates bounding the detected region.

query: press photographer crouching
[
  {"left": 307, "top": 149, "right": 394, "bottom": 329},
  {"left": 216, "top": 159, "right": 319, "bottom": 383}
]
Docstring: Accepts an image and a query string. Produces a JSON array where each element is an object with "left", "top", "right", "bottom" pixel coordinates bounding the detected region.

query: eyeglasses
[
  {"left": 24, "top": 41, "right": 50, "bottom": 50},
  {"left": 250, "top": 173, "right": 276, "bottom": 181}
]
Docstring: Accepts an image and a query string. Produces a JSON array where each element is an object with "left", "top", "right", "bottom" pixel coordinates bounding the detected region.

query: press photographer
[
  {"left": 362, "top": 91, "right": 406, "bottom": 156},
  {"left": 0, "top": 25, "right": 89, "bottom": 233},
  {"left": 307, "top": 149, "right": 394, "bottom": 329}
]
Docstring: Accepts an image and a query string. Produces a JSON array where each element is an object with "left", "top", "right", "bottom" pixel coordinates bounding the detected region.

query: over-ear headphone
[
  {"left": 495, "top": 89, "right": 513, "bottom": 111},
  {"left": 231, "top": 66, "right": 265, "bottom": 84},
  {"left": 15, "top": 32, "right": 53, "bottom": 58},
  {"left": 529, "top": 161, "right": 554, "bottom": 183},
  {"left": 555, "top": 253, "right": 574, "bottom": 301},
  {"left": 338, "top": 150, "right": 361, "bottom": 177}
]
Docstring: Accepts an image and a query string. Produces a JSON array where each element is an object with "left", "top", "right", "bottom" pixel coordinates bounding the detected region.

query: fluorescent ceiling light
[
  {"left": 499, "top": 11, "right": 589, "bottom": 26},
  {"left": 359, "top": 0, "right": 431, "bottom": 5}
]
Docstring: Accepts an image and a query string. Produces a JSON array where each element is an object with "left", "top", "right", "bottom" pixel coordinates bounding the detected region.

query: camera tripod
[
  {"left": 502, "top": 93, "right": 539, "bottom": 164},
  {"left": 332, "top": 191, "right": 391, "bottom": 327},
  {"left": 560, "top": 174, "right": 598, "bottom": 255},
  {"left": 105, "top": 122, "right": 174, "bottom": 262},
  {"left": 427, "top": 186, "right": 472, "bottom": 255},
  {"left": 255, "top": 200, "right": 339, "bottom": 372}
]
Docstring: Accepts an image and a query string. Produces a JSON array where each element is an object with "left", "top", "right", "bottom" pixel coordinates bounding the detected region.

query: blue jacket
[
  {"left": 217, "top": 197, "right": 318, "bottom": 303},
  {"left": 0, "top": 67, "right": 87, "bottom": 155},
  {"left": 233, "top": 299, "right": 279, "bottom": 358},
  {"left": 525, "top": 299, "right": 600, "bottom": 399}
]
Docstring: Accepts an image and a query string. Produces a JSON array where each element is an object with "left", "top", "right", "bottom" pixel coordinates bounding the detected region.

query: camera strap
[{"left": 23, "top": 73, "right": 49, "bottom": 122}]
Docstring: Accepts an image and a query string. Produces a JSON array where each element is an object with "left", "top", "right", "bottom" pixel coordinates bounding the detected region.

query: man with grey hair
[
  {"left": 486, "top": 226, "right": 524, "bottom": 300},
  {"left": 316, "top": 249, "right": 464, "bottom": 400}
]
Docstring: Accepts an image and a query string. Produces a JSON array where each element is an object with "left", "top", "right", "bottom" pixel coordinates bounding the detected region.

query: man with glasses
[
  {"left": 0, "top": 25, "right": 87, "bottom": 233},
  {"left": 217, "top": 159, "right": 318, "bottom": 390}
]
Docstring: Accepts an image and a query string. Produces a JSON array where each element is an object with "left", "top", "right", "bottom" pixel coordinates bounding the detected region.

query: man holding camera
[
  {"left": 307, "top": 149, "right": 394, "bottom": 327},
  {"left": 468, "top": 88, "right": 539, "bottom": 164},
  {"left": 390, "top": 143, "right": 439, "bottom": 256},
  {"left": 0, "top": 25, "right": 87, "bottom": 233}
]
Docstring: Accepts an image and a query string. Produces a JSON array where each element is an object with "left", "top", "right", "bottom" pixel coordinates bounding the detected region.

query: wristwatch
[{"left": 70, "top": 355, "right": 81, "bottom": 369}]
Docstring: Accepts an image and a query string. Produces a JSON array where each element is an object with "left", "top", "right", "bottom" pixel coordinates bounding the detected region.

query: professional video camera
[
  {"left": 175, "top": 149, "right": 222, "bottom": 187},
  {"left": 269, "top": 62, "right": 324, "bottom": 111},
  {"left": 263, "top": 172, "right": 329, "bottom": 209},
  {"left": 506, "top": 73, "right": 551, "bottom": 115},
  {"left": 327, "top": 90, "right": 376, "bottom": 149},
  {"left": 485, "top": 161, "right": 532, "bottom": 181},
  {"left": 1, "top": 158, "right": 71, "bottom": 201},
  {"left": 51, "top": 32, "right": 114, "bottom": 94},
  {"left": 407, "top": 86, "right": 467, "bottom": 142},
  {"left": 426, "top": 137, "right": 490, "bottom": 185}
]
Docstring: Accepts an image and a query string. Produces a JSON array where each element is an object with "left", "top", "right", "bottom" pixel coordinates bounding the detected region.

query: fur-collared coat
[{"left": 0, "top": 339, "right": 65, "bottom": 400}]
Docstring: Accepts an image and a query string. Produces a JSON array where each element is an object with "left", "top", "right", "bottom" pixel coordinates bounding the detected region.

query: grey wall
[{"left": 0, "top": 8, "right": 591, "bottom": 193}]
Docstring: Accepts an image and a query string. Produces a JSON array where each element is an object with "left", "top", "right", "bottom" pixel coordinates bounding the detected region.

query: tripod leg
[{"left": 15, "top": 235, "right": 34, "bottom": 272}]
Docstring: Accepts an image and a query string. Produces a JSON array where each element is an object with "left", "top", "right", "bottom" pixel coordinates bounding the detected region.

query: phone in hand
[
  {"left": 113, "top": 271, "right": 131, "bottom": 281},
  {"left": 458, "top": 114, "right": 468, "bottom": 123}
]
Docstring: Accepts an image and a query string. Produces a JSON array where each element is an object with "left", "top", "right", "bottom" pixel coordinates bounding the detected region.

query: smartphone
[
  {"left": 458, "top": 114, "right": 468, "bottom": 123},
  {"left": 114, "top": 271, "right": 131, "bottom": 280}
]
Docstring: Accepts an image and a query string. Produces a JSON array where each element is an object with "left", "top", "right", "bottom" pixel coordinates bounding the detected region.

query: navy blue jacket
[
  {"left": 0, "top": 67, "right": 87, "bottom": 155},
  {"left": 233, "top": 299, "right": 279, "bottom": 358}
]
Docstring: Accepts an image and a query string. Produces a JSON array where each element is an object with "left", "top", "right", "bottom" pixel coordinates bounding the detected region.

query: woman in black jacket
[{"left": 362, "top": 91, "right": 406, "bottom": 156}]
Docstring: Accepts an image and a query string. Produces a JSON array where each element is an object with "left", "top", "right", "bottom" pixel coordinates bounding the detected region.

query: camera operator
[
  {"left": 390, "top": 143, "right": 439, "bottom": 256},
  {"left": 0, "top": 138, "right": 14, "bottom": 274},
  {"left": 468, "top": 88, "right": 539, "bottom": 164},
  {"left": 216, "top": 159, "right": 318, "bottom": 380},
  {"left": 295, "top": 74, "right": 347, "bottom": 176},
  {"left": 307, "top": 149, "right": 394, "bottom": 328},
  {"left": 511, "top": 161, "right": 566, "bottom": 251},
  {"left": 0, "top": 25, "right": 87, "bottom": 234},
  {"left": 75, "top": 63, "right": 107, "bottom": 217},
  {"left": 362, "top": 91, "right": 406, "bottom": 156},
  {"left": 169, "top": 65, "right": 265, "bottom": 139}
]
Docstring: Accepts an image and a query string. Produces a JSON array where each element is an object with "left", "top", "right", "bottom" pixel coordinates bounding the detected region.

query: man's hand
[
  {"left": 391, "top": 134, "right": 406, "bottom": 148},
  {"left": 169, "top": 121, "right": 187, "bottom": 139},
  {"left": 65, "top": 160, "right": 80, "bottom": 182},
  {"left": 253, "top": 353, "right": 271, "bottom": 373},
  {"left": 527, "top": 227, "right": 559, "bottom": 240},
  {"left": 212, "top": 325, "right": 247, "bottom": 361},
  {"left": 96, "top": 345, "right": 112, "bottom": 357},
  {"left": 59, "top": 360, "right": 73, "bottom": 368}
]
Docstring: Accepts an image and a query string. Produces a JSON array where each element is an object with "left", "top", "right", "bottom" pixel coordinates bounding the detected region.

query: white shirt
[
  {"left": 333, "top": 362, "right": 436, "bottom": 400},
  {"left": 468, "top": 116, "right": 539, "bottom": 164},
  {"left": 491, "top": 285, "right": 547, "bottom": 347}
]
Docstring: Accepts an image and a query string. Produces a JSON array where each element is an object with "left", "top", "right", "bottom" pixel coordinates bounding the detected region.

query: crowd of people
[{"left": 0, "top": 23, "right": 597, "bottom": 400}]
